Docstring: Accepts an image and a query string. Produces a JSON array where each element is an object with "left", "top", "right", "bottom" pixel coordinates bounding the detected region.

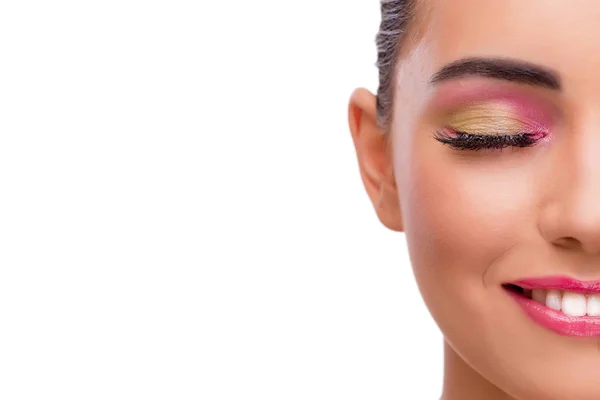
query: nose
[{"left": 539, "top": 130, "right": 600, "bottom": 254}]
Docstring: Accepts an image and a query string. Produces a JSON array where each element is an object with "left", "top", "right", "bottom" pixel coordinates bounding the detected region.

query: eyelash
[{"left": 433, "top": 129, "right": 545, "bottom": 151}]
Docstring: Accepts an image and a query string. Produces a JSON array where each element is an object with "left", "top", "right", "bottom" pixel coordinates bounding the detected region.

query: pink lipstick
[
  {"left": 504, "top": 276, "right": 600, "bottom": 337},
  {"left": 511, "top": 276, "right": 600, "bottom": 293}
]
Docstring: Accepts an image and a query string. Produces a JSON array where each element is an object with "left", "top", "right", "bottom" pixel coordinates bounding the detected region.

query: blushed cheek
[{"left": 395, "top": 142, "right": 541, "bottom": 303}]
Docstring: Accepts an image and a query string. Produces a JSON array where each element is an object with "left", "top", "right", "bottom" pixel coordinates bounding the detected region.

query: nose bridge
[{"left": 544, "top": 115, "right": 600, "bottom": 253}]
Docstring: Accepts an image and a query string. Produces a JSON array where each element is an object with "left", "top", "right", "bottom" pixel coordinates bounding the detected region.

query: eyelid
[
  {"left": 444, "top": 103, "right": 543, "bottom": 136},
  {"left": 426, "top": 82, "right": 562, "bottom": 128}
]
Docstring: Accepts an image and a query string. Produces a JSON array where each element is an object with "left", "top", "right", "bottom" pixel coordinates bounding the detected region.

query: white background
[{"left": 0, "top": 1, "right": 442, "bottom": 398}]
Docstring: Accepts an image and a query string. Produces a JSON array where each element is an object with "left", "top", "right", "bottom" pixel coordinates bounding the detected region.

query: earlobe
[{"left": 348, "top": 88, "right": 403, "bottom": 232}]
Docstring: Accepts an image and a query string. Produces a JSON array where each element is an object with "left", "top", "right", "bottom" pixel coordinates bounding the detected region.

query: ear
[{"left": 348, "top": 88, "right": 403, "bottom": 232}]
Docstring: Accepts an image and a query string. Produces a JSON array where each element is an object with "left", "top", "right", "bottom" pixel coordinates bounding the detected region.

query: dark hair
[{"left": 376, "top": 0, "right": 416, "bottom": 132}]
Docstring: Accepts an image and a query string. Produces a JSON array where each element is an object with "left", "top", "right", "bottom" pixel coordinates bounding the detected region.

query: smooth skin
[{"left": 349, "top": 1, "right": 600, "bottom": 399}]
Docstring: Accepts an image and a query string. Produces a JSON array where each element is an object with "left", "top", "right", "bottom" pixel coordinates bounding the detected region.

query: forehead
[{"left": 418, "top": 0, "right": 600, "bottom": 90}]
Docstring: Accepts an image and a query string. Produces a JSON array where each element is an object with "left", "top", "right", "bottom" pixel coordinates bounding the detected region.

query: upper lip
[{"left": 508, "top": 276, "right": 600, "bottom": 293}]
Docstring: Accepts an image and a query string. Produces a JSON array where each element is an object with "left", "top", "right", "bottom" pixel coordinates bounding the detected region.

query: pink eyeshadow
[{"left": 426, "top": 80, "right": 559, "bottom": 131}]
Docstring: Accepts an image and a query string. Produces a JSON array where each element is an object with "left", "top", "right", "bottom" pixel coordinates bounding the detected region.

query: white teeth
[
  {"left": 546, "top": 290, "right": 562, "bottom": 311},
  {"left": 532, "top": 289, "right": 546, "bottom": 304},
  {"left": 588, "top": 295, "right": 600, "bottom": 317},
  {"left": 527, "top": 289, "right": 600, "bottom": 316},
  {"left": 561, "top": 292, "right": 587, "bottom": 316}
]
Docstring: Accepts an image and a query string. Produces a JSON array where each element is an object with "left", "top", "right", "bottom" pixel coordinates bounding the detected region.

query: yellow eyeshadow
[{"left": 445, "top": 103, "right": 526, "bottom": 135}]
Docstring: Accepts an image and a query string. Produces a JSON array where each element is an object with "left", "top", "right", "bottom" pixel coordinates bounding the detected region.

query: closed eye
[{"left": 433, "top": 129, "right": 546, "bottom": 151}]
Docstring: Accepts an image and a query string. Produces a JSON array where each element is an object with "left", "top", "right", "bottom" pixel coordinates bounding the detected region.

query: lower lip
[{"left": 507, "top": 290, "right": 600, "bottom": 337}]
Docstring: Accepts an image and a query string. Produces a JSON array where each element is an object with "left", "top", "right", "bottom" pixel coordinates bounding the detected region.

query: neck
[{"left": 441, "top": 341, "right": 516, "bottom": 400}]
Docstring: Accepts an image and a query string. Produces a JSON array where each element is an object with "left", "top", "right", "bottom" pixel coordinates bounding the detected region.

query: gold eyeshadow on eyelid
[{"left": 444, "top": 102, "right": 531, "bottom": 135}]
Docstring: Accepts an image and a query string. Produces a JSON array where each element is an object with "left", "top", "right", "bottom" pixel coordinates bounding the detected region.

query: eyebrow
[{"left": 430, "top": 57, "right": 561, "bottom": 90}]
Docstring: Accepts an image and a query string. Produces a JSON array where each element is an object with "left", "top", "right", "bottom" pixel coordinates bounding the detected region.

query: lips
[
  {"left": 510, "top": 276, "right": 600, "bottom": 293},
  {"left": 504, "top": 276, "right": 600, "bottom": 337}
]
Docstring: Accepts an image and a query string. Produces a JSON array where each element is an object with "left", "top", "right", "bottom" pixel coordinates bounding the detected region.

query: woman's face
[{"left": 351, "top": 1, "right": 600, "bottom": 399}]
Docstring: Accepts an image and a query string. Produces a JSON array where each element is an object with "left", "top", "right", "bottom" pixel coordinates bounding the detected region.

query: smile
[{"left": 504, "top": 276, "right": 600, "bottom": 337}]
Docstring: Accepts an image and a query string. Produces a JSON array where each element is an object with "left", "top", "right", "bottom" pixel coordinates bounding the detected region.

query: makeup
[
  {"left": 433, "top": 99, "right": 551, "bottom": 151},
  {"left": 426, "top": 80, "right": 560, "bottom": 151},
  {"left": 427, "top": 80, "right": 559, "bottom": 126},
  {"left": 512, "top": 276, "right": 600, "bottom": 293},
  {"left": 433, "top": 130, "right": 544, "bottom": 151},
  {"left": 504, "top": 277, "right": 600, "bottom": 337},
  {"left": 444, "top": 102, "right": 541, "bottom": 135}
]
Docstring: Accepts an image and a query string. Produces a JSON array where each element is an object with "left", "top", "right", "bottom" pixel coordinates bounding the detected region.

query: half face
[{"left": 359, "top": 1, "right": 600, "bottom": 399}]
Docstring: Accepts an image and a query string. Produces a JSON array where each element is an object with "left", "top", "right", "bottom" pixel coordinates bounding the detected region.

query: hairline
[{"left": 376, "top": 0, "right": 430, "bottom": 134}]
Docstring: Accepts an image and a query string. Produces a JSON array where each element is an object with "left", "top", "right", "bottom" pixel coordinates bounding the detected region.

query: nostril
[{"left": 553, "top": 236, "right": 582, "bottom": 250}]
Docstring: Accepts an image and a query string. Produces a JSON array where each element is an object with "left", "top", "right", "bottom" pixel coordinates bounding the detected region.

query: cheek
[
  {"left": 392, "top": 136, "right": 544, "bottom": 393},
  {"left": 394, "top": 134, "right": 541, "bottom": 317},
  {"left": 402, "top": 154, "right": 533, "bottom": 271}
]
